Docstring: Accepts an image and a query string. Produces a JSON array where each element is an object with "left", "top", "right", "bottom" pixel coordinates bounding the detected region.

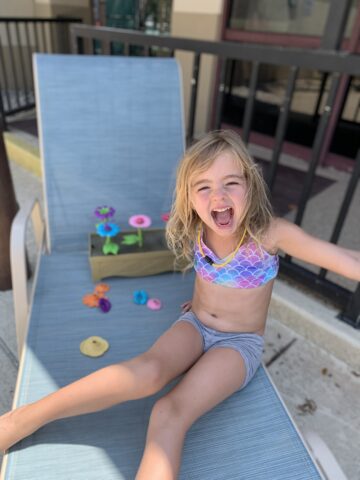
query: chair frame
[{"left": 4, "top": 198, "right": 347, "bottom": 480}]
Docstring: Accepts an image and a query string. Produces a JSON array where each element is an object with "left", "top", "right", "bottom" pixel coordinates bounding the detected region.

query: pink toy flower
[
  {"left": 128, "top": 214, "right": 152, "bottom": 248},
  {"left": 161, "top": 212, "right": 170, "bottom": 222},
  {"left": 129, "top": 214, "right": 152, "bottom": 228}
]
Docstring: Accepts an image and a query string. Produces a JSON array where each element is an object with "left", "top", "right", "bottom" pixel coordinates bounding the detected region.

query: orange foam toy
[{"left": 82, "top": 293, "right": 100, "bottom": 308}]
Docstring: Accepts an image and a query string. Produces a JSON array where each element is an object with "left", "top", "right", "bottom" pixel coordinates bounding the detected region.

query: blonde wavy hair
[{"left": 166, "top": 130, "right": 273, "bottom": 270}]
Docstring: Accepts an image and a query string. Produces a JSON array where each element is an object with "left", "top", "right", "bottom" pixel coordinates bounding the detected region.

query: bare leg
[
  {"left": 0, "top": 322, "right": 203, "bottom": 452},
  {"left": 136, "top": 348, "right": 247, "bottom": 480}
]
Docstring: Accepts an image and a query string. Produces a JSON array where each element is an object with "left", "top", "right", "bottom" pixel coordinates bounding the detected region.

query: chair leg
[{"left": 304, "top": 430, "right": 348, "bottom": 480}]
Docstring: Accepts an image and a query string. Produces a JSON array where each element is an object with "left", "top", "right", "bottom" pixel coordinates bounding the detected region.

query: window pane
[{"left": 228, "top": 0, "right": 331, "bottom": 36}]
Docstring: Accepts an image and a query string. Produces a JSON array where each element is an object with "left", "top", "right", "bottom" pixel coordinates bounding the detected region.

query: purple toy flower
[{"left": 94, "top": 206, "right": 115, "bottom": 220}]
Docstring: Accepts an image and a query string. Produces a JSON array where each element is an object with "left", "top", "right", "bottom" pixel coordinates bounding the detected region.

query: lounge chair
[{"left": 1, "top": 53, "right": 346, "bottom": 480}]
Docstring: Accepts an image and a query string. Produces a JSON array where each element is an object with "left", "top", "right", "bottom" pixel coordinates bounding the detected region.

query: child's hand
[{"left": 181, "top": 300, "right": 192, "bottom": 313}]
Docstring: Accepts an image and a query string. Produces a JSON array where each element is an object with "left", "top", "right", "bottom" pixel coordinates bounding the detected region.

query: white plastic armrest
[
  {"left": 304, "top": 430, "right": 348, "bottom": 480},
  {"left": 10, "top": 198, "right": 45, "bottom": 359}
]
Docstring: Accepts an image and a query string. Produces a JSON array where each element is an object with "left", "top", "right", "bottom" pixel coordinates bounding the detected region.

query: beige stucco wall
[
  {"left": 34, "top": 0, "right": 92, "bottom": 24},
  {"left": 0, "top": 0, "right": 91, "bottom": 23},
  {"left": 171, "top": 0, "right": 225, "bottom": 138},
  {"left": 0, "top": 0, "right": 36, "bottom": 17}
]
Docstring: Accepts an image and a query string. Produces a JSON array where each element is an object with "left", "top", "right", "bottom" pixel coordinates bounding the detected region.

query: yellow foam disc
[{"left": 80, "top": 336, "right": 109, "bottom": 357}]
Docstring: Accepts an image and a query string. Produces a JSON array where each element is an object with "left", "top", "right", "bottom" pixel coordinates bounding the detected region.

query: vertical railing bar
[
  {"left": 15, "top": 22, "right": 28, "bottom": 106},
  {"left": 102, "top": 39, "right": 110, "bottom": 55},
  {"left": 339, "top": 284, "right": 360, "bottom": 328},
  {"left": 0, "top": 80, "right": 7, "bottom": 130},
  {"left": 40, "top": 21, "right": 47, "bottom": 52},
  {"left": 224, "top": 60, "right": 232, "bottom": 94},
  {"left": 0, "top": 77, "right": 6, "bottom": 127},
  {"left": 294, "top": 73, "right": 341, "bottom": 226},
  {"left": 69, "top": 24, "right": 75, "bottom": 53},
  {"left": 319, "top": 148, "right": 360, "bottom": 279},
  {"left": 50, "top": 21, "right": 56, "bottom": 53},
  {"left": 33, "top": 21, "right": 40, "bottom": 52},
  {"left": 90, "top": 37, "right": 95, "bottom": 54},
  {"left": 227, "top": 59, "right": 236, "bottom": 95},
  {"left": 187, "top": 53, "right": 201, "bottom": 144},
  {"left": 313, "top": 72, "right": 328, "bottom": 118},
  {"left": 65, "top": 22, "right": 73, "bottom": 53},
  {"left": 0, "top": 38, "right": 12, "bottom": 111},
  {"left": 24, "top": 21, "right": 34, "bottom": 97},
  {"left": 214, "top": 58, "right": 227, "bottom": 130},
  {"left": 77, "top": 36, "right": 84, "bottom": 54},
  {"left": 124, "top": 43, "right": 129, "bottom": 56},
  {"left": 242, "top": 61, "right": 259, "bottom": 145},
  {"left": 337, "top": 75, "right": 352, "bottom": 121},
  {"left": 6, "top": 22, "right": 21, "bottom": 108},
  {"left": 82, "top": 35, "right": 92, "bottom": 54},
  {"left": 267, "top": 66, "right": 299, "bottom": 191},
  {"left": 69, "top": 25, "right": 79, "bottom": 53}
]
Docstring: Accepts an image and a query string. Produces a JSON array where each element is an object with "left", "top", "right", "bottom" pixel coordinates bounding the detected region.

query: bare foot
[{"left": 0, "top": 405, "right": 38, "bottom": 452}]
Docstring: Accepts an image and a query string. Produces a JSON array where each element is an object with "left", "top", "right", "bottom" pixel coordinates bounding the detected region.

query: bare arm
[{"left": 267, "top": 218, "right": 360, "bottom": 282}]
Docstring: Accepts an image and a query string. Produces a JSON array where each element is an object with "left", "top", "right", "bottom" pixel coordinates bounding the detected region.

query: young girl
[{"left": 1, "top": 130, "right": 359, "bottom": 479}]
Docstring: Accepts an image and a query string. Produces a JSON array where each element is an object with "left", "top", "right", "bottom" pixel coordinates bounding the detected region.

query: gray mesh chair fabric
[
  {"left": 35, "top": 54, "right": 184, "bottom": 252},
  {"left": 2, "top": 54, "right": 322, "bottom": 479}
]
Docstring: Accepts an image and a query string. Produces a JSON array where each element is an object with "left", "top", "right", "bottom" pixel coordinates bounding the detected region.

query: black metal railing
[
  {"left": 0, "top": 17, "right": 81, "bottom": 122},
  {"left": 69, "top": 24, "right": 360, "bottom": 327}
]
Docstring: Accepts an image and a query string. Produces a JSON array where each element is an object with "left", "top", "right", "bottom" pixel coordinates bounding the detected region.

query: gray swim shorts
[{"left": 175, "top": 311, "right": 264, "bottom": 389}]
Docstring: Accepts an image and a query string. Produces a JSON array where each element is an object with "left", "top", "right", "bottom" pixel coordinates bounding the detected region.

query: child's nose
[{"left": 212, "top": 186, "right": 226, "bottom": 199}]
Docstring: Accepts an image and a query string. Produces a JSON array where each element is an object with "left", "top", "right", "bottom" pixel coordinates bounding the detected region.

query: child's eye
[
  {"left": 226, "top": 182, "right": 239, "bottom": 186},
  {"left": 197, "top": 186, "right": 209, "bottom": 192}
]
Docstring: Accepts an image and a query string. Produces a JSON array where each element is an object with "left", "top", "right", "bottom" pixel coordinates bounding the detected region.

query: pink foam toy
[{"left": 147, "top": 298, "right": 162, "bottom": 310}]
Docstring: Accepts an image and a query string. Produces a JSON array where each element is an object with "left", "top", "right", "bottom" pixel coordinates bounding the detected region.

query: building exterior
[{"left": 1, "top": 0, "right": 359, "bottom": 165}]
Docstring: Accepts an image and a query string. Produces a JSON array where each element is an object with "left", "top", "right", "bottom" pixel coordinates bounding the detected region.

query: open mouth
[{"left": 211, "top": 207, "right": 234, "bottom": 227}]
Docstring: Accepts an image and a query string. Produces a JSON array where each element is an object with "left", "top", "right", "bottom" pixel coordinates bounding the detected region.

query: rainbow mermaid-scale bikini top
[{"left": 194, "top": 232, "right": 279, "bottom": 289}]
